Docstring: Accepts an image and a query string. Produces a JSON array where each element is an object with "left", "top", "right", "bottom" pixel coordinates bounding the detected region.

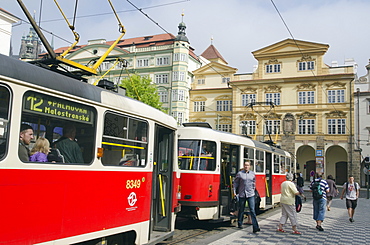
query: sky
[{"left": 3, "top": 0, "right": 370, "bottom": 75}]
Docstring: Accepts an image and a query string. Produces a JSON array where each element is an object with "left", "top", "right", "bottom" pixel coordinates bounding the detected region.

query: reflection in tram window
[
  {"left": 102, "top": 112, "right": 148, "bottom": 167},
  {"left": 255, "top": 150, "right": 264, "bottom": 172},
  {"left": 244, "top": 147, "right": 254, "bottom": 171},
  {"left": 0, "top": 85, "right": 11, "bottom": 160},
  {"left": 21, "top": 91, "right": 96, "bottom": 164},
  {"left": 178, "top": 140, "right": 216, "bottom": 171}
]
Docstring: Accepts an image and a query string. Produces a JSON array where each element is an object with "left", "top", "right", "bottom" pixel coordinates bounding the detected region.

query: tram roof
[{"left": 0, "top": 54, "right": 177, "bottom": 128}]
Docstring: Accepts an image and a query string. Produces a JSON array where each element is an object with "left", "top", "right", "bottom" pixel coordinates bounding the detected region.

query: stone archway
[
  {"left": 296, "top": 145, "right": 315, "bottom": 181},
  {"left": 325, "top": 145, "right": 348, "bottom": 184}
]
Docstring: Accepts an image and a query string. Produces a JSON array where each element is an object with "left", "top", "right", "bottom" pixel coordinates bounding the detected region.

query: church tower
[{"left": 19, "top": 26, "right": 42, "bottom": 60}]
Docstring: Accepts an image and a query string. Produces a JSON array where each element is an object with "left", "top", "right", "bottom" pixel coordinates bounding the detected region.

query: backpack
[
  {"left": 295, "top": 195, "right": 302, "bottom": 213},
  {"left": 311, "top": 180, "right": 323, "bottom": 200}
]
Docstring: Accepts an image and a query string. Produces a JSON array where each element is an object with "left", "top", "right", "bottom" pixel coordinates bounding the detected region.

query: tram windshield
[
  {"left": 20, "top": 91, "right": 96, "bottom": 165},
  {"left": 178, "top": 140, "right": 216, "bottom": 171}
]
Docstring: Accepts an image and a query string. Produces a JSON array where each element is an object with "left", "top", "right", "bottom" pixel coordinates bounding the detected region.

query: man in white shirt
[{"left": 340, "top": 175, "right": 360, "bottom": 222}]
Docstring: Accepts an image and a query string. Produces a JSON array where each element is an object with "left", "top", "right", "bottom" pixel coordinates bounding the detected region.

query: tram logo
[{"left": 128, "top": 192, "right": 137, "bottom": 206}]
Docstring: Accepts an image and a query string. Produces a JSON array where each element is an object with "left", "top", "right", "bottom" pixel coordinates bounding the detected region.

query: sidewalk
[{"left": 194, "top": 196, "right": 370, "bottom": 245}]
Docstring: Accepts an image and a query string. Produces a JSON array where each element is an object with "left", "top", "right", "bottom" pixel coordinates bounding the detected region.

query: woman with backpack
[{"left": 309, "top": 173, "right": 329, "bottom": 231}]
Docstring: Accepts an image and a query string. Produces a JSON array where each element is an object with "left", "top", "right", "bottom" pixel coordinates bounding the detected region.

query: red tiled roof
[
  {"left": 50, "top": 33, "right": 176, "bottom": 55},
  {"left": 201, "top": 45, "right": 227, "bottom": 64},
  {"left": 0, "top": 8, "right": 20, "bottom": 20}
]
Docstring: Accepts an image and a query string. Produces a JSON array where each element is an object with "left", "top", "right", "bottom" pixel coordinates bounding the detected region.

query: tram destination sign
[{"left": 23, "top": 91, "right": 94, "bottom": 124}]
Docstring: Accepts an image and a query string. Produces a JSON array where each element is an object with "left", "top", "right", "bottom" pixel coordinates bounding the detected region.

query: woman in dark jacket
[{"left": 326, "top": 175, "right": 338, "bottom": 211}]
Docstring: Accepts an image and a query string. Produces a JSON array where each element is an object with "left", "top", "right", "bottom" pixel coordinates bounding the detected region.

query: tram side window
[
  {"left": 255, "top": 150, "right": 264, "bottom": 172},
  {"left": 21, "top": 91, "right": 96, "bottom": 164},
  {"left": 243, "top": 147, "right": 254, "bottom": 171},
  {"left": 102, "top": 112, "right": 148, "bottom": 167},
  {"left": 0, "top": 85, "right": 11, "bottom": 160},
  {"left": 178, "top": 140, "right": 216, "bottom": 171},
  {"left": 286, "top": 157, "right": 291, "bottom": 173},
  {"left": 281, "top": 157, "right": 286, "bottom": 174},
  {"left": 273, "top": 155, "right": 280, "bottom": 173}
]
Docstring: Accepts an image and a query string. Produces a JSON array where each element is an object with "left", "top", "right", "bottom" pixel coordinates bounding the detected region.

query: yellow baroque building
[{"left": 190, "top": 39, "right": 360, "bottom": 184}]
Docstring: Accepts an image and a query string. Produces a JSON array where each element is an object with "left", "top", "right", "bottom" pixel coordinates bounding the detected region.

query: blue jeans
[
  {"left": 313, "top": 198, "right": 326, "bottom": 221},
  {"left": 237, "top": 196, "right": 259, "bottom": 230}
]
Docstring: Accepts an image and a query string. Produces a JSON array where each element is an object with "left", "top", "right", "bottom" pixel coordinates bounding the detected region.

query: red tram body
[
  {"left": 0, "top": 54, "right": 180, "bottom": 245},
  {"left": 177, "top": 125, "right": 295, "bottom": 221}
]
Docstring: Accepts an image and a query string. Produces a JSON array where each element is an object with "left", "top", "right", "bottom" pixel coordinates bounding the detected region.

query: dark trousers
[{"left": 237, "top": 196, "right": 259, "bottom": 231}]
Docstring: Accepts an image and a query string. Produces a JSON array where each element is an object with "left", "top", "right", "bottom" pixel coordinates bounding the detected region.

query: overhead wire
[{"left": 270, "top": 0, "right": 362, "bottom": 158}]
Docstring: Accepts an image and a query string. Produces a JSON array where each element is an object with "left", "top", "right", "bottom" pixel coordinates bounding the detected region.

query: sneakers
[
  {"left": 316, "top": 225, "right": 324, "bottom": 231},
  {"left": 237, "top": 225, "right": 243, "bottom": 229},
  {"left": 349, "top": 218, "right": 354, "bottom": 222}
]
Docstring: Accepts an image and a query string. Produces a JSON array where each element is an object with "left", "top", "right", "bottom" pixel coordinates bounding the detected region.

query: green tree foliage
[{"left": 120, "top": 74, "right": 164, "bottom": 111}]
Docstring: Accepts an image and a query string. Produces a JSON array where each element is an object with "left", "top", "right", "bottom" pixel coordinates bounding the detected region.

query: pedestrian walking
[
  {"left": 309, "top": 173, "right": 329, "bottom": 231},
  {"left": 326, "top": 175, "right": 338, "bottom": 211},
  {"left": 296, "top": 173, "right": 306, "bottom": 201},
  {"left": 277, "top": 173, "right": 301, "bottom": 235},
  {"left": 340, "top": 175, "right": 360, "bottom": 222},
  {"left": 233, "top": 161, "right": 260, "bottom": 233}
]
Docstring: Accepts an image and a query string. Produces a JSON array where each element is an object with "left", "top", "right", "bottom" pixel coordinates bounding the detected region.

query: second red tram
[{"left": 177, "top": 124, "right": 295, "bottom": 221}]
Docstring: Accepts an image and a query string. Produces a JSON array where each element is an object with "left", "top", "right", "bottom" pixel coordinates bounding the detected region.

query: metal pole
[{"left": 367, "top": 173, "right": 369, "bottom": 199}]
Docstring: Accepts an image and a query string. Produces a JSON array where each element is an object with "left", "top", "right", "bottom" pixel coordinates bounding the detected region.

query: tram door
[
  {"left": 265, "top": 152, "right": 272, "bottom": 205},
  {"left": 220, "top": 143, "right": 239, "bottom": 216},
  {"left": 151, "top": 125, "right": 174, "bottom": 232}
]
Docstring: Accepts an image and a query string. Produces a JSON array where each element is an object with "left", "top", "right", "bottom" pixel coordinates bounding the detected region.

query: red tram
[
  {"left": 177, "top": 123, "right": 295, "bottom": 221},
  {"left": 0, "top": 54, "right": 180, "bottom": 245}
]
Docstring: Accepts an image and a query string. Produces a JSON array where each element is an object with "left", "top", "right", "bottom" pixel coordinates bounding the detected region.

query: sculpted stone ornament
[{"left": 283, "top": 113, "right": 295, "bottom": 134}]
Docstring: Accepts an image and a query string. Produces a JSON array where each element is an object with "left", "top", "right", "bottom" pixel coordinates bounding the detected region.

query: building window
[
  {"left": 266, "top": 64, "right": 281, "bottom": 73},
  {"left": 197, "top": 79, "right": 205, "bottom": 84},
  {"left": 217, "top": 124, "right": 232, "bottom": 133},
  {"left": 156, "top": 56, "right": 169, "bottom": 66},
  {"left": 222, "top": 77, "right": 230, "bottom": 83},
  {"left": 158, "top": 91, "right": 168, "bottom": 103},
  {"left": 328, "top": 90, "right": 345, "bottom": 103},
  {"left": 266, "top": 93, "right": 281, "bottom": 105},
  {"left": 298, "top": 119, "right": 315, "bottom": 134},
  {"left": 179, "top": 72, "right": 185, "bottom": 81},
  {"left": 194, "top": 101, "right": 205, "bottom": 112},
  {"left": 216, "top": 100, "right": 232, "bottom": 111},
  {"left": 137, "top": 59, "right": 149, "bottom": 67},
  {"left": 172, "top": 90, "right": 185, "bottom": 101},
  {"left": 174, "top": 53, "right": 187, "bottom": 62},
  {"left": 242, "top": 94, "right": 256, "bottom": 106},
  {"left": 298, "top": 61, "right": 315, "bottom": 71},
  {"left": 368, "top": 100, "right": 370, "bottom": 114},
  {"left": 240, "top": 120, "right": 256, "bottom": 135},
  {"left": 265, "top": 120, "right": 280, "bottom": 134},
  {"left": 155, "top": 74, "right": 168, "bottom": 84},
  {"left": 328, "top": 119, "right": 346, "bottom": 134},
  {"left": 172, "top": 112, "right": 184, "bottom": 125},
  {"left": 173, "top": 72, "right": 179, "bottom": 81},
  {"left": 298, "top": 91, "right": 315, "bottom": 104}
]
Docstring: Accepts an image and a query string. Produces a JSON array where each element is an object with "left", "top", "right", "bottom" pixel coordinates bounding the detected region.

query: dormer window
[
  {"left": 266, "top": 64, "right": 281, "bottom": 73},
  {"left": 298, "top": 61, "right": 315, "bottom": 71}
]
